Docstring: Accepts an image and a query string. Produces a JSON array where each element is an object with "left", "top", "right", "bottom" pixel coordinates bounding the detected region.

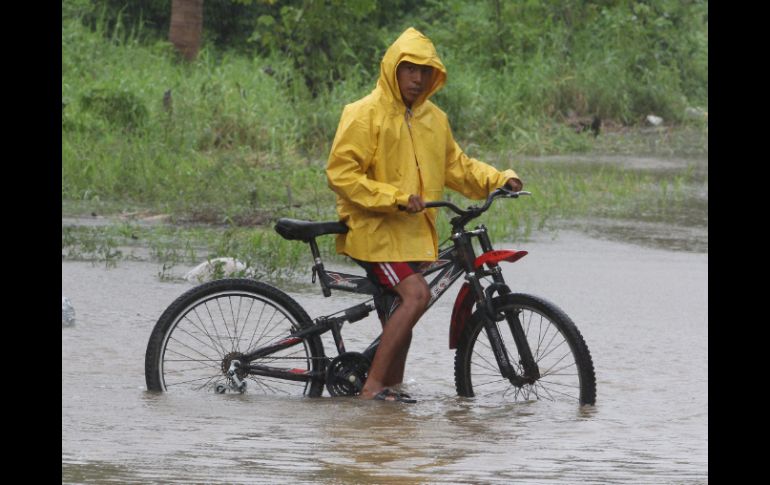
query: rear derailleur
[{"left": 215, "top": 356, "right": 247, "bottom": 394}]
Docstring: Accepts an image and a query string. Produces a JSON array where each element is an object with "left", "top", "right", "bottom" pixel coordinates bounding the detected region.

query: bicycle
[{"left": 145, "top": 188, "right": 597, "bottom": 405}]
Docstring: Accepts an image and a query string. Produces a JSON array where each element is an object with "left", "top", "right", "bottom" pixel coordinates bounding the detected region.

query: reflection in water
[
  {"left": 315, "top": 402, "right": 430, "bottom": 484},
  {"left": 63, "top": 226, "right": 707, "bottom": 484}
]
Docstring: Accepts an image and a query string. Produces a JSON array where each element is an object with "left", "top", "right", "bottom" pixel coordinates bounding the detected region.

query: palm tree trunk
[{"left": 169, "top": 0, "right": 203, "bottom": 61}]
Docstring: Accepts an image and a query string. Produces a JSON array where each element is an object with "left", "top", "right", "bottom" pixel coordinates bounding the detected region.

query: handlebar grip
[{"left": 399, "top": 202, "right": 446, "bottom": 210}]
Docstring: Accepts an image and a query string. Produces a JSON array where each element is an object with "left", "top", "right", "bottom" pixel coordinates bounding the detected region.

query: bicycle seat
[{"left": 274, "top": 218, "right": 348, "bottom": 242}]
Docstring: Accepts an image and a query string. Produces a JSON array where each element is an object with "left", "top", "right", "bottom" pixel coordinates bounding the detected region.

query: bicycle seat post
[{"left": 308, "top": 238, "right": 332, "bottom": 297}]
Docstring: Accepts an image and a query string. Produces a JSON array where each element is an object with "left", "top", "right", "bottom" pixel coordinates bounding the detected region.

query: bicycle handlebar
[
  {"left": 398, "top": 188, "right": 531, "bottom": 227},
  {"left": 424, "top": 188, "right": 531, "bottom": 216}
]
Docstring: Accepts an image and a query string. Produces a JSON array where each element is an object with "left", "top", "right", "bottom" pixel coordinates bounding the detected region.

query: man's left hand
[{"left": 506, "top": 178, "right": 523, "bottom": 192}]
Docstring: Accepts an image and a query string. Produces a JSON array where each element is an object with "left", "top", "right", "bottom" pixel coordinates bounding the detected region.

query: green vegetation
[
  {"left": 62, "top": 156, "right": 706, "bottom": 279},
  {"left": 62, "top": 0, "right": 708, "bottom": 276}
]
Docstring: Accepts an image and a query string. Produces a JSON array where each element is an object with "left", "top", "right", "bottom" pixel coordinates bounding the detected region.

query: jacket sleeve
[
  {"left": 443, "top": 121, "right": 519, "bottom": 199},
  {"left": 326, "top": 105, "right": 411, "bottom": 213}
]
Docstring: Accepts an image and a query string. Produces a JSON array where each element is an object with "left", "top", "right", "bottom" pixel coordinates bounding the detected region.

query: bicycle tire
[
  {"left": 454, "top": 293, "right": 596, "bottom": 405},
  {"left": 145, "top": 278, "right": 326, "bottom": 397}
]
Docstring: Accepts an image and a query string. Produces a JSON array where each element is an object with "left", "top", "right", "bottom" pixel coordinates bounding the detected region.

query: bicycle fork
[
  {"left": 472, "top": 229, "right": 541, "bottom": 387},
  {"left": 476, "top": 286, "right": 541, "bottom": 387},
  {"left": 490, "top": 290, "right": 541, "bottom": 386}
]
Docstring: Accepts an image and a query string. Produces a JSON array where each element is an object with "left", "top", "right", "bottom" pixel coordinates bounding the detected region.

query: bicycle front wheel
[
  {"left": 145, "top": 279, "right": 325, "bottom": 397},
  {"left": 454, "top": 293, "right": 596, "bottom": 405}
]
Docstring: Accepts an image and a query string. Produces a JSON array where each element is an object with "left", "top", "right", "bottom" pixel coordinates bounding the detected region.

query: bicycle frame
[
  {"left": 236, "top": 193, "right": 538, "bottom": 389},
  {"left": 235, "top": 242, "right": 465, "bottom": 383}
]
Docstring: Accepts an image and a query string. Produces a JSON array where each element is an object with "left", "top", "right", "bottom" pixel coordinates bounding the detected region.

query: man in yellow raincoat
[{"left": 327, "top": 27, "right": 523, "bottom": 402}]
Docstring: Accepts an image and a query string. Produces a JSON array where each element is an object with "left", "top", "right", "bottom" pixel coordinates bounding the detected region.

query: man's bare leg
[
  {"left": 372, "top": 302, "right": 413, "bottom": 389},
  {"left": 382, "top": 331, "right": 412, "bottom": 388},
  {"left": 360, "top": 273, "right": 429, "bottom": 399}
]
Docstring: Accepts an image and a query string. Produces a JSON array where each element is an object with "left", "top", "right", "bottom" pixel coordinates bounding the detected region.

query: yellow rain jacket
[{"left": 326, "top": 27, "right": 520, "bottom": 262}]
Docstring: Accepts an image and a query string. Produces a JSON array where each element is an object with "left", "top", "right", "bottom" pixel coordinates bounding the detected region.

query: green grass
[
  {"left": 62, "top": 11, "right": 706, "bottom": 207},
  {"left": 61, "top": 5, "right": 707, "bottom": 278}
]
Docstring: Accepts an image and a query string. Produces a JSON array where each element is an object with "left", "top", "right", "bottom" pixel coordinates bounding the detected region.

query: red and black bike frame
[{"left": 237, "top": 190, "right": 540, "bottom": 387}]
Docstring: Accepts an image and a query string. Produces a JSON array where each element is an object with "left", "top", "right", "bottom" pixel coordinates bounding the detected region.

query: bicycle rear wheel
[
  {"left": 145, "top": 279, "right": 325, "bottom": 396},
  {"left": 454, "top": 293, "right": 596, "bottom": 405}
]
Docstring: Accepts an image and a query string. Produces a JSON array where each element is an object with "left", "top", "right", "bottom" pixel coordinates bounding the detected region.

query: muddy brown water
[{"left": 62, "top": 225, "right": 707, "bottom": 483}]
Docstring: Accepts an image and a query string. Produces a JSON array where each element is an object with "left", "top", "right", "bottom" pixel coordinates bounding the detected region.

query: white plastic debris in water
[
  {"left": 685, "top": 106, "right": 708, "bottom": 121},
  {"left": 62, "top": 296, "right": 76, "bottom": 326},
  {"left": 646, "top": 114, "right": 664, "bottom": 126},
  {"left": 184, "top": 257, "right": 248, "bottom": 283}
]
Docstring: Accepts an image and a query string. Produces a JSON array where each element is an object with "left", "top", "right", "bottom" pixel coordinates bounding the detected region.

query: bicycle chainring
[{"left": 325, "top": 352, "right": 370, "bottom": 397}]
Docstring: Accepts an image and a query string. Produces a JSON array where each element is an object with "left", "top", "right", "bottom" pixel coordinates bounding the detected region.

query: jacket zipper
[
  {"left": 405, "top": 108, "right": 424, "bottom": 185},
  {"left": 405, "top": 107, "right": 436, "bottom": 258}
]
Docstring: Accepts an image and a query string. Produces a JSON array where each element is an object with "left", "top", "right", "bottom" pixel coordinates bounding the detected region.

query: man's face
[{"left": 396, "top": 61, "right": 433, "bottom": 107}]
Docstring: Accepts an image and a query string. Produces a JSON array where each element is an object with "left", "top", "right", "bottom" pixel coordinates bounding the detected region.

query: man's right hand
[{"left": 405, "top": 194, "right": 425, "bottom": 213}]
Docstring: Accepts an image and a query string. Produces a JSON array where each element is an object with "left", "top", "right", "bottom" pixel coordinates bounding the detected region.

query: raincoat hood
[{"left": 377, "top": 27, "right": 447, "bottom": 108}]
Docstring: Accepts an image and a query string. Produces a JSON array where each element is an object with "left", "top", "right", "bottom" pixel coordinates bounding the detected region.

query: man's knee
[
  {"left": 397, "top": 275, "right": 430, "bottom": 313},
  {"left": 415, "top": 278, "right": 431, "bottom": 311}
]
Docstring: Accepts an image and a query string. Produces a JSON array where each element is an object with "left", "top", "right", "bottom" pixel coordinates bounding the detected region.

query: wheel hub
[{"left": 221, "top": 352, "right": 249, "bottom": 380}]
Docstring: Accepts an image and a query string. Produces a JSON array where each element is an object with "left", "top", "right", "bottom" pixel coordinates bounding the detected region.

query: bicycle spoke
[
  {"left": 165, "top": 372, "right": 222, "bottom": 388},
  {"left": 164, "top": 360, "right": 222, "bottom": 374},
  {"left": 181, "top": 312, "right": 225, "bottom": 356},
  {"left": 170, "top": 323, "right": 225, "bottom": 359},
  {"left": 214, "top": 298, "right": 237, "bottom": 352},
  {"left": 537, "top": 379, "right": 581, "bottom": 390},
  {"left": 201, "top": 301, "right": 230, "bottom": 354},
  {"left": 540, "top": 357, "right": 577, "bottom": 378},
  {"left": 247, "top": 375, "right": 305, "bottom": 395},
  {"left": 228, "top": 296, "right": 239, "bottom": 349},
  {"left": 162, "top": 352, "right": 220, "bottom": 369},
  {"left": 191, "top": 306, "right": 230, "bottom": 356},
  {"left": 533, "top": 381, "right": 580, "bottom": 401},
  {"left": 244, "top": 299, "right": 267, "bottom": 350},
  {"left": 471, "top": 348, "right": 502, "bottom": 374},
  {"left": 473, "top": 377, "right": 510, "bottom": 389},
  {"left": 233, "top": 296, "right": 256, "bottom": 352},
  {"left": 536, "top": 328, "right": 565, "bottom": 362},
  {"left": 166, "top": 337, "right": 223, "bottom": 366},
  {"left": 252, "top": 305, "right": 281, "bottom": 349},
  {"left": 534, "top": 312, "right": 549, "bottom": 358}
]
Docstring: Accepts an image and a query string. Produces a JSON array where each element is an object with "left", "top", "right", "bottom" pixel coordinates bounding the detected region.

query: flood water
[{"left": 62, "top": 225, "right": 707, "bottom": 483}]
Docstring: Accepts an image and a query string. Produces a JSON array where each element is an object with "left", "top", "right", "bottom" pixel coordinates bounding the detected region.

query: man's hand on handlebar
[
  {"left": 505, "top": 178, "right": 523, "bottom": 192},
  {"left": 405, "top": 194, "right": 426, "bottom": 213}
]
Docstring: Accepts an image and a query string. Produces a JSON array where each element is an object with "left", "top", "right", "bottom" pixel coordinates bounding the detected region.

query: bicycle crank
[{"left": 325, "top": 352, "right": 370, "bottom": 397}]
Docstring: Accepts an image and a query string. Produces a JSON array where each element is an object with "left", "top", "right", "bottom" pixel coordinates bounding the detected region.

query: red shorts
[{"left": 354, "top": 260, "right": 422, "bottom": 290}]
